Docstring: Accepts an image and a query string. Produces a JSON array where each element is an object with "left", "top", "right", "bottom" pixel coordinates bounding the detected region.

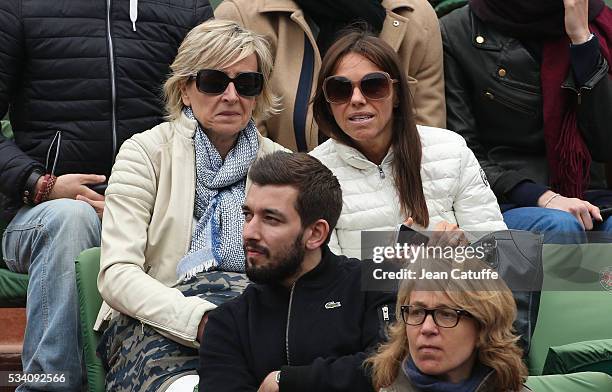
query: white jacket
[
  {"left": 310, "top": 125, "right": 507, "bottom": 258},
  {"left": 95, "top": 113, "right": 287, "bottom": 347}
]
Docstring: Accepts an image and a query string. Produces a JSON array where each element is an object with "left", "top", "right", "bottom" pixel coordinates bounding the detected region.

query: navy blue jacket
[{"left": 0, "top": 0, "right": 212, "bottom": 210}]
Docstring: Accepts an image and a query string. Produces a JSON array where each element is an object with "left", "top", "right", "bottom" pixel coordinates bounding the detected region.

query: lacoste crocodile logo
[{"left": 325, "top": 301, "right": 341, "bottom": 309}]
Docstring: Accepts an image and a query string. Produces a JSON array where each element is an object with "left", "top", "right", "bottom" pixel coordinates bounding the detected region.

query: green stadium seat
[
  {"left": 428, "top": 0, "right": 467, "bottom": 17},
  {"left": 527, "top": 371, "right": 612, "bottom": 392},
  {"left": 542, "top": 339, "right": 612, "bottom": 377},
  {"left": 528, "top": 244, "right": 612, "bottom": 375},
  {"left": 75, "top": 247, "right": 105, "bottom": 392},
  {"left": 0, "top": 219, "right": 28, "bottom": 307}
]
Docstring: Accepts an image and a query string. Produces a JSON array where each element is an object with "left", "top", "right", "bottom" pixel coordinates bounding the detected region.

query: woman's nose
[
  {"left": 349, "top": 86, "right": 367, "bottom": 105},
  {"left": 222, "top": 82, "right": 239, "bottom": 103},
  {"left": 420, "top": 314, "right": 439, "bottom": 334}
]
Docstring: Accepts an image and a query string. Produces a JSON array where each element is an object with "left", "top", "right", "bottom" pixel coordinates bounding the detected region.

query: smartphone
[
  {"left": 396, "top": 224, "right": 429, "bottom": 246},
  {"left": 600, "top": 207, "right": 612, "bottom": 220},
  {"left": 87, "top": 183, "right": 107, "bottom": 195}
]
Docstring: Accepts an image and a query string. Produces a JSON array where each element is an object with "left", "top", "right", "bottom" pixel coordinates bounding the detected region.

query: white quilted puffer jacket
[{"left": 310, "top": 125, "right": 507, "bottom": 258}]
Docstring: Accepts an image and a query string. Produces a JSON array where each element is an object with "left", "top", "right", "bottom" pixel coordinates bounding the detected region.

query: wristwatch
[
  {"left": 275, "top": 370, "right": 281, "bottom": 384},
  {"left": 22, "top": 168, "right": 44, "bottom": 205}
]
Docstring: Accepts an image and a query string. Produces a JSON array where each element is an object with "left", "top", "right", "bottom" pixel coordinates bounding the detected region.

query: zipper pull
[
  {"left": 130, "top": 0, "right": 138, "bottom": 31},
  {"left": 45, "top": 130, "right": 62, "bottom": 176},
  {"left": 378, "top": 165, "right": 385, "bottom": 179},
  {"left": 577, "top": 90, "right": 582, "bottom": 105},
  {"left": 382, "top": 305, "right": 389, "bottom": 321}
]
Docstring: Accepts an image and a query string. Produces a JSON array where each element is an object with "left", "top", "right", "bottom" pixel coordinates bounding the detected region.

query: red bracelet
[
  {"left": 33, "top": 175, "right": 50, "bottom": 205},
  {"left": 42, "top": 175, "right": 57, "bottom": 202},
  {"left": 33, "top": 174, "right": 57, "bottom": 205}
]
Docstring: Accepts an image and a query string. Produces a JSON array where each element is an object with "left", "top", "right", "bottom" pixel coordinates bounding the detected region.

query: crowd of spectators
[{"left": 0, "top": 0, "right": 610, "bottom": 391}]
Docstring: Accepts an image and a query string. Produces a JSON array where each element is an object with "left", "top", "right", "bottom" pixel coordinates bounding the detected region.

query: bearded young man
[{"left": 198, "top": 152, "right": 396, "bottom": 392}]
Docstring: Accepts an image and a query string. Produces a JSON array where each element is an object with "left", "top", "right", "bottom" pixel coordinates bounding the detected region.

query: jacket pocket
[
  {"left": 497, "top": 78, "right": 539, "bottom": 96},
  {"left": 2, "top": 222, "right": 40, "bottom": 272},
  {"left": 483, "top": 90, "right": 536, "bottom": 117}
]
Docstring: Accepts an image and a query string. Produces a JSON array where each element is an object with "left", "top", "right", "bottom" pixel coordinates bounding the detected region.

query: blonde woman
[
  {"left": 366, "top": 257, "right": 530, "bottom": 392},
  {"left": 95, "top": 20, "right": 286, "bottom": 391}
]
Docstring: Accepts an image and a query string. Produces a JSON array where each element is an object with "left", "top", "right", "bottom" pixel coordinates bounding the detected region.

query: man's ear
[{"left": 304, "top": 219, "right": 330, "bottom": 250}]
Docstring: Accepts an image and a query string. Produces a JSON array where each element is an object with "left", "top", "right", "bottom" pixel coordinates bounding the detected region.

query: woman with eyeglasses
[
  {"left": 365, "top": 257, "right": 530, "bottom": 391},
  {"left": 310, "top": 30, "right": 506, "bottom": 258},
  {"left": 95, "top": 20, "right": 286, "bottom": 391}
]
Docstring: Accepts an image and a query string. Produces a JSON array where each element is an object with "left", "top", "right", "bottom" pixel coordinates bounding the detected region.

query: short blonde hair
[
  {"left": 365, "top": 257, "right": 528, "bottom": 391},
  {"left": 163, "top": 19, "right": 280, "bottom": 121}
]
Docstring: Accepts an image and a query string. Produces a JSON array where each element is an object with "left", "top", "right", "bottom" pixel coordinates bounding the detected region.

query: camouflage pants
[{"left": 97, "top": 271, "right": 249, "bottom": 392}]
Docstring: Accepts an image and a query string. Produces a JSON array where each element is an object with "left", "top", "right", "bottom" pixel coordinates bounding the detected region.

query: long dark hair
[{"left": 312, "top": 30, "right": 429, "bottom": 227}]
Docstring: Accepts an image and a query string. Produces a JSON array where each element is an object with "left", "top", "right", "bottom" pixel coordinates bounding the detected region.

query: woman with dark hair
[
  {"left": 310, "top": 31, "right": 506, "bottom": 258},
  {"left": 365, "top": 256, "right": 530, "bottom": 391},
  {"left": 441, "top": 0, "right": 612, "bottom": 238},
  {"left": 215, "top": 0, "right": 445, "bottom": 152}
]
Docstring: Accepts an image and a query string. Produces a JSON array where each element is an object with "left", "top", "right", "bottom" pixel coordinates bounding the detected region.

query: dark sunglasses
[
  {"left": 323, "top": 71, "right": 398, "bottom": 104},
  {"left": 192, "top": 69, "right": 264, "bottom": 97}
]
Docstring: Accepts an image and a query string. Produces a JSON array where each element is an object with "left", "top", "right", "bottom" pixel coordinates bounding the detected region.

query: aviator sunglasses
[
  {"left": 323, "top": 71, "right": 398, "bottom": 104},
  {"left": 192, "top": 69, "right": 264, "bottom": 97}
]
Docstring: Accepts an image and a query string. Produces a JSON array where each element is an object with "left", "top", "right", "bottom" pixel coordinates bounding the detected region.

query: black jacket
[
  {"left": 441, "top": 6, "right": 612, "bottom": 205},
  {"left": 0, "top": 0, "right": 212, "bottom": 207},
  {"left": 199, "top": 248, "right": 396, "bottom": 392}
]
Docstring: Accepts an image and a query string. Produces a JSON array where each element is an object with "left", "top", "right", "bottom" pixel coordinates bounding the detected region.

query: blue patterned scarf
[
  {"left": 404, "top": 357, "right": 492, "bottom": 392},
  {"left": 176, "top": 107, "right": 259, "bottom": 281}
]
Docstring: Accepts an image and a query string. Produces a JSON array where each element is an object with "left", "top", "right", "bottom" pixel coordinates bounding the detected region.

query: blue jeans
[
  {"left": 2, "top": 199, "right": 101, "bottom": 391},
  {"left": 503, "top": 207, "right": 612, "bottom": 243}
]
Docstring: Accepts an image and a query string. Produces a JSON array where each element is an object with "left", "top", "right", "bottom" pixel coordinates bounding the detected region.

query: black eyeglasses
[
  {"left": 400, "top": 305, "right": 474, "bottom": 328},
  {"left": 192, "top": 69, "right": 264, "bottom": 97},
  {"left": 323, "top": 71, "right": 398, "bottom": 104}
]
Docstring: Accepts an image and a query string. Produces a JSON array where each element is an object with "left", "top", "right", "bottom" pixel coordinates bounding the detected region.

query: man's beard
[{"left": 245, "top": 232, "right": 305, "bottom": 285}]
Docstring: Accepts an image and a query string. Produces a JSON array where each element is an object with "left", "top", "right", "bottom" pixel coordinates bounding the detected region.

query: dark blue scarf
[{"left": 404, "top": 357, "right": 492, "bottom": 392}]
